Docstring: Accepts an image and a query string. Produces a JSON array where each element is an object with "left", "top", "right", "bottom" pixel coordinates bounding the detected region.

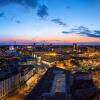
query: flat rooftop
[{"left": 25, "top": 67, "right": 71, "bottom": 100}]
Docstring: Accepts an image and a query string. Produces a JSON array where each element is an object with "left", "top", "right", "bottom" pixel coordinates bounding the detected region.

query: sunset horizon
[{"left": 0, "top": 0, "right": 100, "bottom": 45}]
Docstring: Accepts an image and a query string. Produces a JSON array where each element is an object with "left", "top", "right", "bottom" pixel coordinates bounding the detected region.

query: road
[{"left": 6, "top": 70, "right": 46, "bottom": 100}]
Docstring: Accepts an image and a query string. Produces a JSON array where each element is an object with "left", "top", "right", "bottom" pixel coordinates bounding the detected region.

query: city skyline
[{"left": 0, "top": 0, "right": 100, "bottom": 45}]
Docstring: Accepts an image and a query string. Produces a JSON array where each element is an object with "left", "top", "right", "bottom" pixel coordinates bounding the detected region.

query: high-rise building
[{"left": 73, "top": 43, "right": 77, "bottom": 51}]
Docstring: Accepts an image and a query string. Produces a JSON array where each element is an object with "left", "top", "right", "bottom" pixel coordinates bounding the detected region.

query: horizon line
[{"left": 0, "top": 42, "right": 100, "bottom": 46}]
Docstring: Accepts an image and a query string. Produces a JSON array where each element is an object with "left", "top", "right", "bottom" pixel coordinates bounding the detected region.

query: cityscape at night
[{"left": 0, "top": 0, "right": 100, "bottom": 100}]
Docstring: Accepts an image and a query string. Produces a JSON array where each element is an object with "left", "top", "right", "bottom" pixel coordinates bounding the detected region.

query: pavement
[{"left": 6, "top": 70, "right": 46, "bottom": 100}]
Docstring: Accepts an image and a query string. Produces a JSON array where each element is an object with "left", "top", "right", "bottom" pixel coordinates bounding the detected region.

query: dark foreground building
[
  {"left": 25, "top": 67, "right": 100, "bottom": 100},
  {"left": 71, "top": 72, "right": 100, "bottom": 100},
  {"left": 25, "top": 67, "right": 72, "bottom": 100}
]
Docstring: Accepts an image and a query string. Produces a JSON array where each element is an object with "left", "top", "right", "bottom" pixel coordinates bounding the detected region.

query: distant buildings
[{"left": 73, "top": 43, "right": 80, "bottom": 51}]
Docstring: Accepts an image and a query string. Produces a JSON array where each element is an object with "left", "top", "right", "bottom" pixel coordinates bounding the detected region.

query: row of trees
[{"left": 71, "top": 58, "right": 89, "bottom": 72}]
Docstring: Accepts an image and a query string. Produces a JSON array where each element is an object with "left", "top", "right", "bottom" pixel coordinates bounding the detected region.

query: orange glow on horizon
[{"left": 0, "top": 34, "right": 100, "bottom": 43}]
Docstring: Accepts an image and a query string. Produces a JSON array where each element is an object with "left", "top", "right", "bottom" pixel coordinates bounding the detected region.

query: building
[
  {"left": 71, "top": 72, "right": 100, "bottom": 100},
  {"left": 0, "top": 65, "right": 36, "bottom": 100},
  {"left": 25, "top": 67, "right": 72, "bottom": 100}
]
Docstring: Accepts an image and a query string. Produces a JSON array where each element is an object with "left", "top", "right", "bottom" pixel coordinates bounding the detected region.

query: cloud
[
  {"left": 62, "top": 31, "right": 70, "bottom": 34},
  {"left": 37, "top": 4, "right": 48, "bottom": 18},
  {"left": 0, "top": 12, "right": 5, "bottom": 17},
  {"left": 16, "top": 20, "right": 21, "bottom": 23},
  {"left": 51, "top": 19, "right": 66, "bottom": 26},
  {"left": 77, "top": 26, "right": 91, "bottom": 34},
  {"left": 66, "top": 6, "right": 71, "bottom": 9},
  {"left": 62, "top": 26, "right": 100, "bottom": 38},
  {"left": 0, "top": 0, "right": 39, "bottom": 9},
  {"left": 0, "top": 0, "right": 49, "bottom": 19}
]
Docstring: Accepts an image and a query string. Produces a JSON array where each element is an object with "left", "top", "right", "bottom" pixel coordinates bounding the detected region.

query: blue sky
[{"left": 0, "top": 0, "right": 100, "bottom": 44}]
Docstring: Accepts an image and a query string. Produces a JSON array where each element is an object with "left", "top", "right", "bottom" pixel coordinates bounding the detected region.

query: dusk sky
[{"left": 0, "top": 0, "right": 100, "bottom": 45}]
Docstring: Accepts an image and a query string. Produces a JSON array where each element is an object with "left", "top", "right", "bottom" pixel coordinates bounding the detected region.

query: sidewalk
[{"left": 6, "top": 71, "right": 46, "bottom": 100}]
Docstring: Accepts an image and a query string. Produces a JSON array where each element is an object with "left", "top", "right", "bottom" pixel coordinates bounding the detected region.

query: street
[{"left": 6, "top": 70, "right": 46, "bottom": 100}]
